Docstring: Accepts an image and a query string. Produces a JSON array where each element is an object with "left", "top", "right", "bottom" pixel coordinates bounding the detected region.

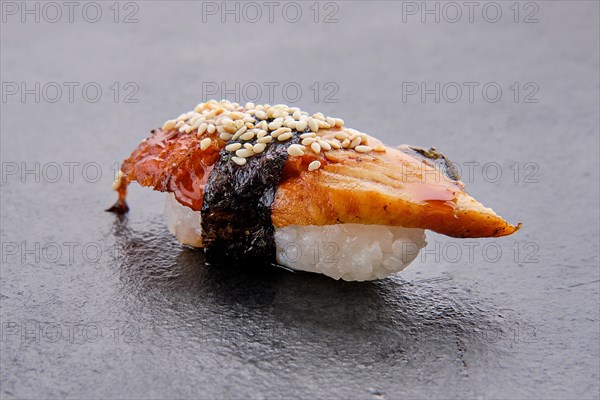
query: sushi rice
[{"left": 165, "top": 193, "right": 427, "bottom": 281}]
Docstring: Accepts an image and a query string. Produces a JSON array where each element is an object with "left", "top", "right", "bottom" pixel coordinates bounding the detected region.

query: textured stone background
[{"left": 1, "top": 1, "right": 598, "bottom": 398}]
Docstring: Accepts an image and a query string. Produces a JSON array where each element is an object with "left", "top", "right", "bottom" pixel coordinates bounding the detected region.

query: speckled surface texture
[{"left": 1, "top": 1, "right": 599, "bottom": 399}]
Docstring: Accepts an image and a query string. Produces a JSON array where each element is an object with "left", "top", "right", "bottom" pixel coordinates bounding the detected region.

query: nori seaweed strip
[{"left": 201, "top": 130, "right": 302, "bottom": 264}]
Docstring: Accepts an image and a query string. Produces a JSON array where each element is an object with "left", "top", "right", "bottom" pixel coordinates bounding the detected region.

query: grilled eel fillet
[{"left": 112, "top": 124, "right": 520, "bottom": 239}]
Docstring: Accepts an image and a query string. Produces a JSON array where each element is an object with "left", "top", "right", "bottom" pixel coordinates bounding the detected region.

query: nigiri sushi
[{"left": 108, "top": 100, "right": 520, "bottom": 281}]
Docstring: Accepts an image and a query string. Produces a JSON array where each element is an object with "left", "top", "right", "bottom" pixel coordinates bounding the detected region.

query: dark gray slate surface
[{"left": 1, "top": 1, "right": 598, "bottom": 399}]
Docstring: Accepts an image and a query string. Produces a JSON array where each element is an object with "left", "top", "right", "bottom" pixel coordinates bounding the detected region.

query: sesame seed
[
  {"left": 341, "top": 138, "right": 351, "bottom": 148},
  {"left": 318, "top": 139, "right": 332, "bottom": 151},
  {"left": 355, "top": 145, "right": 373, "bottom": 153},
  {"left": 162, "top": 120, "right": 176, "bottom": 131},
  {"left": 240, "top": 131, "right": 255, "bottom": 141},
  {"left": 257, "top": 130, "right": 267, "bottom": 139},
  {"left": 268, "top": 119, "right": 283, "bottom": 130},
  {"left": 346, "top": 128, "right": 360, "bottom": 137},
  {"left": 257, "top": 136, "right": 273, "bottom": 143},
  {"left": 223, "top": 125, "right": 238, "bottom": 134},
  {"left": 221, "top": 118, "right": 234, "bottom": 127},
  {"left": 308, "top": 160, "right": 321, "bottom": 171},
  {"left": 200, "top": 138, "right": 212, "bottom": 151},
  {"left": 176, "top": 112, "right": 189, "bottom": 121},
  {"left": 232, "top": 156, "right": 247, "bottom": 166},
  {"left": 234, "top": 120, "right": 245, "bottom": 129},
  {"left": 287, "top": 144, "right": 305, "bottom": 157},
  {"left": 308, "top": 118, "right": 319, "bottom": 133},
  {"left": 292, "top": 110, "right": 302, "bottom": 120},
  {"left": 219, "top": 132, "right": 233, "bottom": 141},
  {"left": 302, "top": 137, "right": 316, "bottom": 146},
  {"left": 253, "top": 143, "right": 267, "bottom": 153},
  {"left": 350, "top": 137, "right": 362, "bottom": 148},
  {"left": 197, "top": 123, "right": 208, "bottom": 135},
  {"left": 326, "top": 117, "right": 336, "bottom": 127},
  {"left": 373, "top": 145, "right": 387, "bottom": 152},
  {"left": 334, "top": 131, "right": 349, "bottom": 140},
  {"left": 328, "top": 140, "right": 342, "bottom": 149},
  {"left": 191, "top": 118, "right": 204, "bottom": 130},
  {"left": 243, "top": 143, "right": 254, "bottom": 150},
  {"left": 225, "top": 143, "right": 242, "bottom": 152},
  {"left": 176, "top": 120, "right": 185, "bottom": 128},
  {"left": 207, "top": 124, "right": 216, "bottom": 134},
  {"left": 231, "top": 129, "right": 244, "bottom": 141},
  {"left": 255, "top": 110, "right": 266, "bottom": 120},
  {"left": 316, "top": 119, "right": 330, "bottom": 129},
  {"left": 313, "top": 112, "right": 325, "bottom": 121},
  {"left": 272, "top": 110, "right": 287, "bottom": 119},
  {"left": 236, "top": 148, "right": 254, "bottom": 158},
  {"left": 295, "top": 121, "right": 308, "bottom": 132},
  {"left": 277, "top": 132, "right": 293, "bottom": 141},
  {"left": 310, "top": 141, "right": 321, "bottom": 154},
  {"left": 300, "top": 132, "right": 316, "bottom": 139}
]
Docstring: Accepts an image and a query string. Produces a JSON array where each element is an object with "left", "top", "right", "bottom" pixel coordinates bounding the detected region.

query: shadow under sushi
[{"left": 110, "top": 216, "right": 513, "bottom": 380}]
